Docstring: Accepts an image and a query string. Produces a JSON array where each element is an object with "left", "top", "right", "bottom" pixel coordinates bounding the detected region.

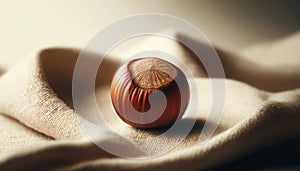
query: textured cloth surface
[{"left": 0, "top": 33, "right": 299, "bottom": 171}]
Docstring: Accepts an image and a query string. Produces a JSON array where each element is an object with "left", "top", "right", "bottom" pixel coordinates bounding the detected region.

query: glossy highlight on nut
[{"left": 111, "top": 57, "right": 190, "bottom": 129}]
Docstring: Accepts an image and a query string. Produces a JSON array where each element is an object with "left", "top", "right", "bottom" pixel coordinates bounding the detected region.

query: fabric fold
[
  {"left": 0, "top": 47, "right": 83, "bottom": 140},
  {"left": 0, "top": 33, "right": 299, "bottom": 170}
]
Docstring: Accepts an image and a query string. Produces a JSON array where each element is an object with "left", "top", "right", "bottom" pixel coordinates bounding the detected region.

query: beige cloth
[{"left": 0, "top": 32, "right": 299, "bottom": 171}]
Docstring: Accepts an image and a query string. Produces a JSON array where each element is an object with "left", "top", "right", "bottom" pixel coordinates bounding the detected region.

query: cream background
[{"left": 1, "top": 0, "right": 299, "bottom": 69}]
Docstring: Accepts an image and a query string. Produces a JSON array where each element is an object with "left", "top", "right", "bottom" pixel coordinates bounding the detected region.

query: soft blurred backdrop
[{"left": 1, "top": 0, "right": 299, "bottom": 69}]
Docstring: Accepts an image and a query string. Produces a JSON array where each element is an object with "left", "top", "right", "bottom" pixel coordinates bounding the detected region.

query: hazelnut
[{"left": 111, "top": 57, "right": 189, "bottom": 128}]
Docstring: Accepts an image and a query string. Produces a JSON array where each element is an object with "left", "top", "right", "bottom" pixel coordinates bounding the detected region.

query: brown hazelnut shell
[{"left": 111, "top": 57, "right": 189, "bottom": 129}]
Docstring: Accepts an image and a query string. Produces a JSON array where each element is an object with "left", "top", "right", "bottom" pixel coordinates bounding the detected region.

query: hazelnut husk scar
[{"left": 111, "top": 57, "right": 190, "bottom": 128}]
